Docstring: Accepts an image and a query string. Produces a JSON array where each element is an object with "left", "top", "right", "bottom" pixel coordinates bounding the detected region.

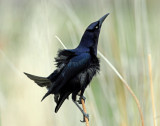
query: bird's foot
[
  {"left": 80, "top": 113, "right": 89, "bottom": 122},
  {"left": 72, "top": 99, "right": 89, "bottom": 122},
  {"left": 77, "top": 95, "right": 86, "bottom": 104}
]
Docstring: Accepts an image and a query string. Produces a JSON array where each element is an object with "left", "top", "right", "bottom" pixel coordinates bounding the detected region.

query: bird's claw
[
  {"left": 80, "top": 113, "right": 89, "bottom": 122},
  {"left": 77, "top": 96, "right": 86, "bottom": 104},
  {"left": 80, "top": 119, "right": 85, "bottom": 122}
]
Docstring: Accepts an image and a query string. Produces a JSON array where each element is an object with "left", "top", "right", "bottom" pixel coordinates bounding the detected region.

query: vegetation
[{"left": 0, "top": 0, "right": 159, "bottom": 126}]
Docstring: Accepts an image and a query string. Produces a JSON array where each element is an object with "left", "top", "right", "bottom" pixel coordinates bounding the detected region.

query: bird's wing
[
  {"left": 55, "top": 49, "right": 76, "bottom": 67},
  {"left": 41, "top": 53, "right": 91, "bottom": 101},
  {"left": 47, "top": 49, "right": 76, "bottom": 84}
]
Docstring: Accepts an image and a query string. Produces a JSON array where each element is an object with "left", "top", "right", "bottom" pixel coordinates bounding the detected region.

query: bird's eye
[{"left": 95, "top": 26, "right": 99, "bottom": 29}]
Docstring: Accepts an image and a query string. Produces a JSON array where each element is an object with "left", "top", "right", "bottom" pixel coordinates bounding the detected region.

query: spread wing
[
  {"left": 41, "top": 53, "right": 91, "bottom": 101},
  {"left": 24, "top": 49, "right": 75, "bottom": 89}
]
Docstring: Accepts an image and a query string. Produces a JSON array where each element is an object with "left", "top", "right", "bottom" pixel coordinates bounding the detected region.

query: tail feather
[
  {"left": 41, "top": 92, "right": 50, "bottom": 102},
  {"left": 24, "top": 72, "right": 51, "bottom": 87},
  {"left": 55, "top": 92, "right": 70, "bottom": 113}
]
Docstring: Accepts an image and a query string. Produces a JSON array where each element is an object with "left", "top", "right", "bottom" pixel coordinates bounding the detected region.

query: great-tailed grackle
[{"left": 24, "top": 13, "right": 109, "bottom": 121}]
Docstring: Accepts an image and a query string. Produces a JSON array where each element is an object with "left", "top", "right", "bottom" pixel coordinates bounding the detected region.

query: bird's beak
[{"left": 98, "top": 13, "right": 109, "bottom": 27}]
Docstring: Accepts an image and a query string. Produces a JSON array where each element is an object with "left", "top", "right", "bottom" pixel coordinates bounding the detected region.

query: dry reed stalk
[
  {"left": 55, "top": 35, "right": 144, "bottom": 126},
  {"left": 148, "top": 54, "right": 156, "bottom": 126},
  {"left": 98, "top": 51, "right": 144, "bottom": 126},
  {"left": 81, "top": 99, "right": 89, "bottom": 126}
]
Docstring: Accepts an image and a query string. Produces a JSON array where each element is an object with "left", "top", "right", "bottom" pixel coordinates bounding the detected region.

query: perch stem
[{"left": 81, "top": 99, "right": 89, "bottom": 126}]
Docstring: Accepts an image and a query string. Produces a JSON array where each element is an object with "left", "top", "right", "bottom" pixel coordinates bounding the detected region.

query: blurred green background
[{"left": 0, "top": 0, "right": 160, "bottom": 126}]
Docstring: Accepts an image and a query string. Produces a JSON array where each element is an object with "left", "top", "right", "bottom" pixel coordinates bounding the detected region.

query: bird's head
[{"left": 78, "top": 13, "right": 109, "bottom": 55}]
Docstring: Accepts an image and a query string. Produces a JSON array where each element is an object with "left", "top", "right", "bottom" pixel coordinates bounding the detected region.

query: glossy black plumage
[{"left": 24, "top": 13, "right": 109, "bottom": 114}]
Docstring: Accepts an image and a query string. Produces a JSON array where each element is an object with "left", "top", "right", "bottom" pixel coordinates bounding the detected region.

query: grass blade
[{"left": 148, "top": 54, "right": 156, "bottom": 126}]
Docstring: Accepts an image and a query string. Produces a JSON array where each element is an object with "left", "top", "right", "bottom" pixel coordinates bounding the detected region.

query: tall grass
[
  {"left": 148, "top": 54, "right": 156, "bottom": 126},
  {"left": 0, "top": 0, "right": 159, "bottom": 126}
]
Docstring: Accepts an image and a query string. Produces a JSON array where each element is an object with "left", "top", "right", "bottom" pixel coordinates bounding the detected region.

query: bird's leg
[
  {"left": 72, "top": 100, "right": 89, "bottom": 122},
  {"left": 77, "top": 95, "right": 86, "bottom": 104},
  {"left": 77, "top": 89, "right": 86, "bottom": 104}
]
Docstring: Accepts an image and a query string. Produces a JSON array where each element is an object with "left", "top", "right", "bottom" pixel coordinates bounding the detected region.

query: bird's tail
[
  {"left": 24, "top": 72, "right": 51, "bottom": 88},
  {"left": 55, "top": 92, "right": 70, "bottom": 113}
]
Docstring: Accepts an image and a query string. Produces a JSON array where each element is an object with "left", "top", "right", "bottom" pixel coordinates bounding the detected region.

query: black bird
[{"left": 24, "top": 13, "right": 109, "bottom": 121}]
